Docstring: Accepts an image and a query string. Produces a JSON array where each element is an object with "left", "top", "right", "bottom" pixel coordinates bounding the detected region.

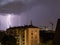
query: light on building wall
[{"left": 35, "top": 32, "right": 37, "bottom": 35}]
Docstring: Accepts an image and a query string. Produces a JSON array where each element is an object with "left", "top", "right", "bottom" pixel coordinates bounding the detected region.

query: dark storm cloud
[
  {"left": 0, "top": 2, "right": 26, "bottom": 14},
  {"left": 0, "top": 0, "right": 40, "bottom": 14},
  {"left": 0, "top": 0, "right": 56, "bottom": 14},
  {"left": 0, "top": 0, "right": 60, "bottom": 30}
]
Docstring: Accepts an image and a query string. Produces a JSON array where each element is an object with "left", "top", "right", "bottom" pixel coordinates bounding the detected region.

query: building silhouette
[
  {"left": 53, "top": 19, "right": 60, "bottom": 45},
  {"left": 6, "top": 24, "right": 40, "bottom": 45}
]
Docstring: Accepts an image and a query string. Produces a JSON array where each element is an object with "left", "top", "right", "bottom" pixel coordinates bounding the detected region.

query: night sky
[{"left": 0, "top": 0, "right": 60, "bottom": 30}]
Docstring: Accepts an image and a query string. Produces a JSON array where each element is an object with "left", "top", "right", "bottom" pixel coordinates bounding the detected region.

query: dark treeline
[
  {"left": 0, "top": 31, "right": 16, "bottom": 45},
  {"left": 40, "top": 30, "right": 55, "bottom": 43}
]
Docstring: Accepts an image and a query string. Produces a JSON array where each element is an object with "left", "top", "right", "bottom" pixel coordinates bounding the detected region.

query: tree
[{"left": 1, "top": 35, "right": 16, "bottom": 45}]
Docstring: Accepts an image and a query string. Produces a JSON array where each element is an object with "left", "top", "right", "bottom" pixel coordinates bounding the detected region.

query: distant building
[{"left": 6, "top": 25, "right": 40, "bottom": 45}]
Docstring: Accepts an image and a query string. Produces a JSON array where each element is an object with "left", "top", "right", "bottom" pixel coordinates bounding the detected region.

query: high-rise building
[{"left": 6, "top": 25, "right": 40, "bottom": 45}]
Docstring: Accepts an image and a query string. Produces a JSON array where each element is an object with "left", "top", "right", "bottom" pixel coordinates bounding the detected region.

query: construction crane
[{"left": 40, "top": 26, "right": 48, "bottom": 30}]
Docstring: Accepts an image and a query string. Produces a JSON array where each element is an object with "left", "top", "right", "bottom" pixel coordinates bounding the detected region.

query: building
[
  {"left": 6, "top": 25, "right": 40, "bottom": 45},
  {"left": 53, "top": 19, "right": 60, "bottom": 45}
]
